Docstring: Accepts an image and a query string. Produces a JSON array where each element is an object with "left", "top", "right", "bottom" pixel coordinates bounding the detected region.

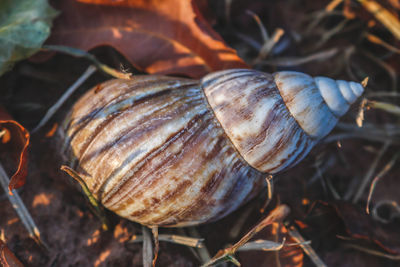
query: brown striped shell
[{"left": 60, "top": 69, "right": 363, "bottom": 227}]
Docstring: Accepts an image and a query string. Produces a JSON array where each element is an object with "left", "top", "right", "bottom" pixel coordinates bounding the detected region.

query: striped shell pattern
[{"left": 60, "top": 69, "right": 363, "bottom": 227}]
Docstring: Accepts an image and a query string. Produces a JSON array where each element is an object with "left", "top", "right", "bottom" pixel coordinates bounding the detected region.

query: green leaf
[{"left": 0, "top": 0, "right": 58, "bottom": 75}]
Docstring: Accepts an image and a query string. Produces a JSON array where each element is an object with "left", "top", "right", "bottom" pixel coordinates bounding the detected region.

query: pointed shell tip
[{"left": 361, "top": 77, "right": 369, "bottom": 88}]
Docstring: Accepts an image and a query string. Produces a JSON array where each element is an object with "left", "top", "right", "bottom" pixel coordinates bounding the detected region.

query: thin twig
[
  {"left": 360, "top": 0, "right": 400, "bottom": 40},
  {"left": 368, "top": 101, "right": 400, "bottom": 116},
  {"left": 228, "top": 205, "right": 255, "bottom": 239},
  {"left": 366, "top": 152, "right": 399, "bottom": 213},
  {"left": 344, "top": 243, "right": 400, "bottom": 260},
  {"left": 304, "top": 8, "right": 343, "bottom": 35},
  {"left": 246, "top": 10, "right": 269, "bottom": 42},
  {"left": 365, "top": 33, "right": 400, "bottom": 54},
  {"left": 317, "top": 18, "right": 350, "bottom": 48},
  {"left": 308, "top": 155, "right": 336, "bottom": 185},
  {"left": 352, "top": 141, "right": 391, "bottom": 203},
  {"left": 202, "top": 205, "right": 290, "bottom": 267},
  {"left": 326, "top": 0, "right": 344, "bottom": 11},
  {"left": 326, "top": 176, "right": 341, "bottom": 200},
  {"left": 288, "top": 226, "right": 327, "bottom": 267},
  {"left": 142, "top": 226, "right": 153, "bottom": 267},
  {"left": 0, "top": 163, "right": 44, "bottom": 247},
  {"left": 151, "top": 227, "right": 159, "bottom": 267},
  {"left": 186, "top": 227, "right": 211, "bottom": 264},
  {"left": 32, "top": 65, "right": 97, "bottom": 133},
  {"left": 367, "top": 92, "right": 400, "bottom": 98},
  {"left": 42, "top": 45, "right": 132, "bottom": 80},
  {"left": 361, "top": 50, "right": 397, "bottom": 91},
  {"left": 259, "top": 175, "right": 274, "bottom": 214},
  {"left": 224, "top": 0, "right": 233, "bottom": 25},
  {"left": 259, "top": 48, "right": 338, "bottom": 67},
  {"left": 356, "top": 98, "right": 367, "bottom": 127},
  {"left": 130, "top": 233, "right": 204, "bottom": 248},
  {"left": 252, "top": 28, "right": 285, "bottom": 65},
  {"left": 324, "top": 122, "right": 400, "bottom": 144}
]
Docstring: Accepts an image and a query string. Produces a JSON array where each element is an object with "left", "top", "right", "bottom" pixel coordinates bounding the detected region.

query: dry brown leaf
[
  {"left": 361, "top": 0, "right": 400, "bottom": 40},
  {"left": 47, "top": 0, "right": 248, "bottom": 78},
  {"left": 333, "top": 202, "right": 400, "bottom": 255},
  {"left": 0, "top": 107, "right": 30, "bottom": 192},
  {"left": 0, "top": 240, "right": 24, "bottom": 267}
]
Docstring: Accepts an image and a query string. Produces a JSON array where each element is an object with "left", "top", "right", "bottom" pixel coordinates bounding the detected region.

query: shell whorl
[
  {"left": 61, "top": 75, "right": 265, "bottom": 227},
  {"left": 202, "top": 69, "right": 363, "bottom": 174},
  {"left": 274, "top": 71, "right": 364, "bottom": 138}
]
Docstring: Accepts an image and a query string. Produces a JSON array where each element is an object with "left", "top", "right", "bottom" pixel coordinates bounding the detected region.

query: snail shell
[{"left": 60, "top": 69, "right": 363, "bottom": 227}]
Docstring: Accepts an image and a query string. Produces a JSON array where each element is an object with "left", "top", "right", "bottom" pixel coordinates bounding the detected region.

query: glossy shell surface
[
  {"left": 60, "top": 69, "right": 363, "bottom": 227},
  {"left": 61, "top": 75, "right": 265, "bottom": 227},
  {"left": 202, "top": 69, "right": 363, "bottom": 173}
]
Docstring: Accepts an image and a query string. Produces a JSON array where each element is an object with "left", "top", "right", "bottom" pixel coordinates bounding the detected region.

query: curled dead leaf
[
  {"left": 0, "top": 107, "right": 30, "bottom": 193},
  {"left": 333, "top": 202, "right": 400, "bottom": 255},
  {"left": 47, "top": 0, "right": 248, "bottom": 78},
  {"left": 0, "top": 240, "right": 24, "bottom": 267}
]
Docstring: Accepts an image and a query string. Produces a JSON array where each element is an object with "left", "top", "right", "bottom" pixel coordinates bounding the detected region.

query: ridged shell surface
[
  {"left": 61, "top": 76, "right": 265, "bottom": 227},
  {"left": 202, "top": 69, "right": 363, "bottom": 173}
]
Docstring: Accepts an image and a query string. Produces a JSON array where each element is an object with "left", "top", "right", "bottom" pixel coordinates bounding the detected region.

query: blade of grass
[
  {"left": 186, "top": 227, "right": 211, "bottom": 264},
  {"left": 366, "top": 152, "right": 400, "bottom": 213},
  {"left": 0, "top": 163, "right": 44, "bottom": 247},
  {"left": 288, "top": 226, "right": 327, "bottom": 267},
  {"left": 259, "top": 48, "right": 338, "bottom": 67},
  {"left": 316, "top": 18, "right": 349, "bottom": 48},
  {"left": 352, "top": 141, "right": 391, "bottom": 203},
  {"left": 367, "top": 92, "right": 400, "bottom": 98},
  {"left": 246, "top": 10, "right": 269, "bottom": 42},
  {"left": 368, "top": 101, "right": 400, "bottom": 116},
  {"left": 61, "top": 165, "right": 109, "bottom": 231},
  {"left": 252, "top": 28, "right": 285, "bottom": 65},
  {"left": 361, "top": 50, "right": 397, "bottom": 91},
  {"left": 344, "top": 243, "right": 400, "bottom": 260},
  {"left": 42, "top": 45, "right": 132, "bottom": 80},
  {"left": 32, "top": 65, "right": 97, "bottom": 133},
  {"left": 324, "top": 122, "right": 400, "bottom": 144}
]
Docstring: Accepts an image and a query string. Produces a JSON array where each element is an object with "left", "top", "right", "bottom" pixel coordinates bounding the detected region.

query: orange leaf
[
  {"left": 0, "top": 107, "right": 30, "bottom": 193},
  {"left": 0, "top": 240, "right": 24, "bottom": 267},
  {"left": 47, "top": 0, "right": 248, "bottom": 78}
]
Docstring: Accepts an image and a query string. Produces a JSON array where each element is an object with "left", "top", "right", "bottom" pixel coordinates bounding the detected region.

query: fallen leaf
[
  {"left": 0, "top": 0, "right": 58, "bottom": 76},
  {"left": 0, "top": 107, "right": 30, "bottom": 192},
  {"left": 0, "top": 240, "right": 24, "bottom": 267},
  {"left": 47, "top": 0, "right": 248, "bottom": 78},
  {"left": 333, "top": 202, "right": 400, "bottom": 255}
]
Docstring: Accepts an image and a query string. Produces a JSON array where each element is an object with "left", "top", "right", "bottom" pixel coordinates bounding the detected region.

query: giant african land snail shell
[{"left": 59, "top": 69, "right": 364, "bottom": 227}]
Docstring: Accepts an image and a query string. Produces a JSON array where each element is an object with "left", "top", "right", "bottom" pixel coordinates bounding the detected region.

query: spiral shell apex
[{"left": 60, "top": 69, "right": 364, "bottom": 227}]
